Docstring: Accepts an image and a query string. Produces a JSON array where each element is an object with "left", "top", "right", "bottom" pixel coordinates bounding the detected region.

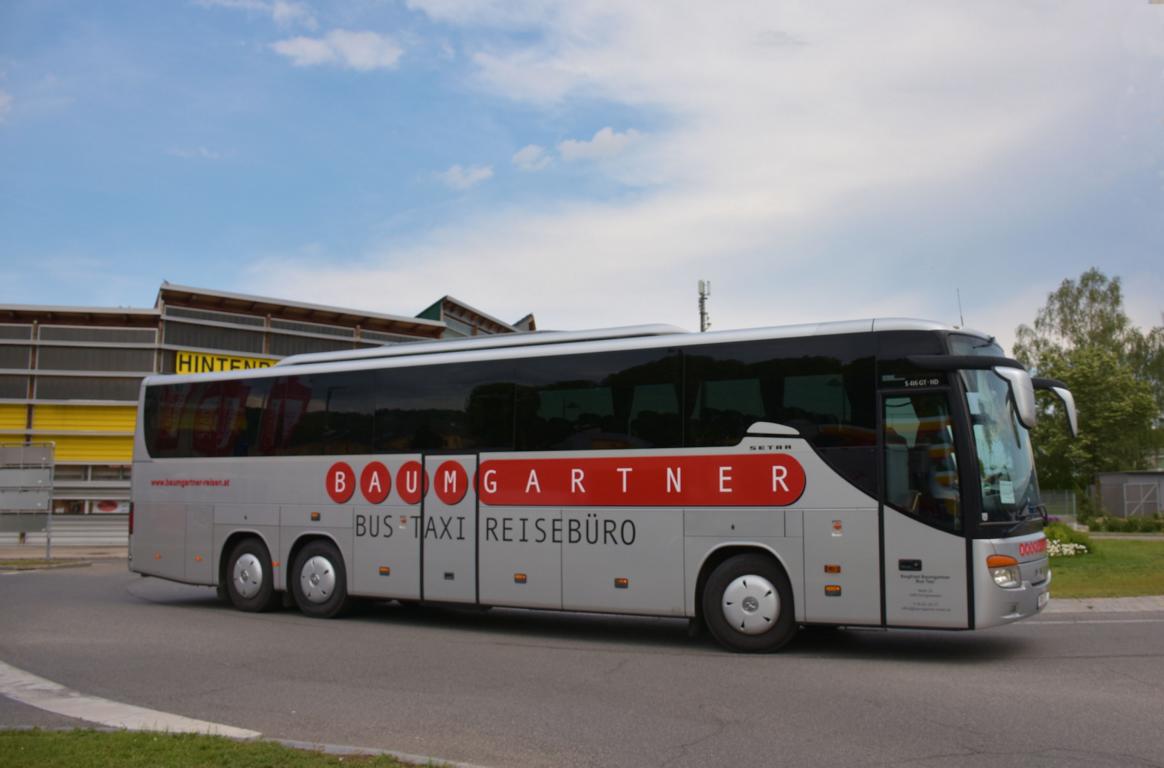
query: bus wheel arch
[
  {"left": 221, "top": 534, "right": 280, "bottom": 613},
  {"left": 287, "top": 535, "right": 351, "bottom": 619},
  {"left": 697, "top": 547, "right": 797, "bottom": 653}
]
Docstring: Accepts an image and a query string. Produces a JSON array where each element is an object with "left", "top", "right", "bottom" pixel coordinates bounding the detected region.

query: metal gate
[
  {"left": 1123, "top": 482, "right": 1161, "bottom": 518},
  {"left": 0, "top": 443, "right": 55, "bottom": 557}
]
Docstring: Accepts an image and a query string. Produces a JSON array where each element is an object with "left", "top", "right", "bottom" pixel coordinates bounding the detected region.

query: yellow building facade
[{"left": 0, "top": 284, "right": 530, "bottom": 515}]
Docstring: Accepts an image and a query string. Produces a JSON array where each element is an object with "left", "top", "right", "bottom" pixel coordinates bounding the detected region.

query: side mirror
[
  {"left": 993, "top": 367, "right": 1037, "bottom": 431},
  {"left": 1033, "top": 378, "right": 1079, "bottom": 438}
]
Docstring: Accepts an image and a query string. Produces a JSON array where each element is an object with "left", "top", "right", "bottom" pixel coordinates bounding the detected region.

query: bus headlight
[{"left": 987, "top": 554, "right": 1021, "bottom": 589}]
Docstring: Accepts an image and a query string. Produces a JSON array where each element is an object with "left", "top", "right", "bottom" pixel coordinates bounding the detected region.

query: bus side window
[
  {"left": 682, "top": 337, "right": 876, "bottom": 450},
  {"left": 260, "top": 375, "right": 325, "bottom": 456},
  {"left": 466, "top": 382, "right": 516, "bottom": 451},
  {"left": 883, "top": 394, "right": 961, "bottom": 532},
  {"left": 145, "top": 383, "right": 193, "bottom": 458},
  {"left": 321, "top": 372, "right": 375, "bottom": 454},
  {"left": 513, "top": 349, "right": 681, "bottom": 451},
  {"left": 627, "top": 382, "right": 681, "bottom": 447},
  {"left": 690, "top": 377, "right": 765, "bottom": 446}
]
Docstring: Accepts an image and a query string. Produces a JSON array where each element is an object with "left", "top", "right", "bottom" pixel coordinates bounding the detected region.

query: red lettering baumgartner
[
  {"left": 360, "top": 461, "right": 391, "bottom": 504},
  {"left": 477, "top": 454, "right": 806, "bottom": 507},
  {"left": 326, "top": 462, "right": 356, "bottom": 504},
  {"left": 435, "top": 460, "right": 468, "bottom": 505},
  {"left": 396, "top": 461, "right": 426, "bottom": 505}
]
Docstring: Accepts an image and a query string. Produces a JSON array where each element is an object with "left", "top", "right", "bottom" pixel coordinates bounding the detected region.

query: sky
[{"left": 1, "top": 1, "right": 1162, "bottom": 354}]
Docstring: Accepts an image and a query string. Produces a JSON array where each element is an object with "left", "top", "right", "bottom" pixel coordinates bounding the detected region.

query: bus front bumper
[{"left": 976, "top": 558, "right": 1051, "bottom": 629}]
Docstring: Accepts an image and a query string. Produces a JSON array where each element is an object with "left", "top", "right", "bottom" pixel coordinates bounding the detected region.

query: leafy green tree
[{"left": 1013, "top": 269, "right": 1160, "bottom": 493}]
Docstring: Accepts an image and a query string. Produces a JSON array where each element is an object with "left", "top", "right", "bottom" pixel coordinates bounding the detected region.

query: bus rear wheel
[
  {"left": 291, "top": 539, "right": 351, "bottom": 619},
  {"left": 702, "top": 554, "right": 796, "bottom": 653},
  {"left": 225, "top": 538, "right": 280, "bottom": 613}
]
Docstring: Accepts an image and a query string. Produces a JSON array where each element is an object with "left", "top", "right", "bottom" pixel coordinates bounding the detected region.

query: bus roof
[
  {"left": 274, "top": 324, "right": 689, "bottom": 367},
  {"left": 142, "top": 318, "right": 989, "bottom": 389}
]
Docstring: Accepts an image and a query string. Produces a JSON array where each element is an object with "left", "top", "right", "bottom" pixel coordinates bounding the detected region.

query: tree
[{"left": 1013, "top": 269, "right": 1161, "bottom": 494}]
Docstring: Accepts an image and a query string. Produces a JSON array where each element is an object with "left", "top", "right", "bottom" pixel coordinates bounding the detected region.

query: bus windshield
[
  {"left": 947, "top": 335, "right": 1041, "bottom": 525},
  {"left": 961, "top": 367, "right": 1039, "bottom": 523}
]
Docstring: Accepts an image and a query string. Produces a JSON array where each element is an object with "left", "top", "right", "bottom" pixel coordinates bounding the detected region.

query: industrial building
[{"left": 0, "top": 283, "right": 532, "bottom": 516}]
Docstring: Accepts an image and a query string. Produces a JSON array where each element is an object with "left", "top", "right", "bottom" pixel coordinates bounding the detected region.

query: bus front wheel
[
  {"left": 225, "top": 538, "right": 280, "bottom": 613},
  {"left": 701, "top": 553, "right": 796, "bottom": 653},
  {"left": 291, "top": 539, "right": 351, "bottom": 618}
]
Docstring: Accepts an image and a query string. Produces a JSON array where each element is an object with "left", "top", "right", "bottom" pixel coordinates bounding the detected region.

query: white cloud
[
  {"left": 0, "top": 90, "right": 11, "bottom": 123},
  {"left": 253, "top": 4, "right": 1164, "bottom": 335},
  {"left": 271, "top": 30, "right": 403, "bottom": 71},
  {"left": 437, "top": 163, "right": 494, "bottom": 189},
  {"left": 197, "top": 0, "right": 317, "bottom": 29},
  {"left": 557, "top": 127, "right": 641, "bottom": 162},
  {"left": 405, "top": 0, "right": 552, "bottom": 28},
  {"left": 512, "top": 144, "right": 551, "bottom": 171},
  {"left": 271, "top": 1, "right": 314, "bottom": 28}
]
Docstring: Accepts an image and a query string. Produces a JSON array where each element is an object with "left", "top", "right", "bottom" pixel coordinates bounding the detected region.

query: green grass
[
  {"left": 0, "top": 730, "right": 411, "bottom": 768},
  {"left": 1050, "top": 538, "right": 1164, "bottom": 598}
]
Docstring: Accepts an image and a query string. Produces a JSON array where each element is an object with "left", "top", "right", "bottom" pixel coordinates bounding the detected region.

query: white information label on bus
[{"left": 999, "top": 480, "right": 1015, "bottom": 504}]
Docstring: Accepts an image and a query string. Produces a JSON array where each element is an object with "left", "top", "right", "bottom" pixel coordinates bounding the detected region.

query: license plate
[{"left": 1037, "top": 592, "right": 1049, "bottom": 609}]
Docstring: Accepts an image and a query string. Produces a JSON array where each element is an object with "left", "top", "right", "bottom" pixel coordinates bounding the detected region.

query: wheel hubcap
[
  {"left": 232, "top": 553, "right": 263, "bottom": 599},
  {"left": 722, "top": 574, "right": 779, "bottom": 635},
  {"left": 299, "top": 555, "right": 336, "bottom": 604}
]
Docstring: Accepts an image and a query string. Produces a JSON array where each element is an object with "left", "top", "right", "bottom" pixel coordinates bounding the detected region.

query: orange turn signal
[
  {"left": 824, "top": 564, "right": 841, "bottom": 574},
  {"left": 514, "top": 573, "right": 527, "bottom": 584},
  {"left": 614, "top": 578, "right": 629, "bottom": 589},
  {"left": 379, "top": 566, "right": 391, "bottom": 576},
  {"left": 310, "top": 511, "right": 321, "bottom": 522},
  {"left": 987, "top": 554, "right": 1019, "bottom": 568},
  {"left": 824, "top": 585, "right": 842, "bottom": 596}
]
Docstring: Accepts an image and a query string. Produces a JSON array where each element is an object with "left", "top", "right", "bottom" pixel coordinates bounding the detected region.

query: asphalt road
[{"left": 2, "top": 561, "right": 1163, "bottom": 768}]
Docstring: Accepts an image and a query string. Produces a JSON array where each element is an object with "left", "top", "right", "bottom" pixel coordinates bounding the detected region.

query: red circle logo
[
  {"left": 360, "top": 462, "right": 391, "bottom": 504},
  {"left": 396, "top": 461, "right": 427, "bottom": 505},
  {"left": 434, "top": 461, "right": 468, "bottom": 505},
  {"left": 326, "top": 462, "right": 356, "bottom": 504}
]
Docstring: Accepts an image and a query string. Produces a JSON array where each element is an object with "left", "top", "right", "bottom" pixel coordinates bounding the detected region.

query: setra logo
[{"left": 1018, "top": 538, "right": 1047, "bottom": 557}]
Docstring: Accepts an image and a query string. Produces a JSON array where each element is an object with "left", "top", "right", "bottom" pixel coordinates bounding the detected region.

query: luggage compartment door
[{"left": 422, "top": 455, "right": 477, "bottom": 604}]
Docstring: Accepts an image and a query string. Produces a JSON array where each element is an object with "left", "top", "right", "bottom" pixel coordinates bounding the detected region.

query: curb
[
  {"left": 1045, "top": 595, "right": 1164, "bottom": 613},
  {"left": 0, "top": 728, "right": 493, "bottom": 768},
  {"left": 0, "top": 560, "right": 92, "bottom": 573},
  {"left": 0, "top": 660, "right": 494, "bottom": 768}
]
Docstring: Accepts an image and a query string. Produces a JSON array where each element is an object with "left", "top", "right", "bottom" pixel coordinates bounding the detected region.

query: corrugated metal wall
[
  {"left": 47, "top": 435, "right": 133, "bottom": 462},
  {"left": 0, "top": 404, "right": 27, "bottom": 432},
  {"left": 31, "top": 405, "right": 136, "bottom": 433}
]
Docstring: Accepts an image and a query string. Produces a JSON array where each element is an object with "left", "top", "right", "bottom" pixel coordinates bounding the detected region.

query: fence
[
  {"left": 0, "top": 443, "right": 55, "bottom": 557},
  {"left": 1041, "top": 489, "right": 1077, "bottom": 521}
]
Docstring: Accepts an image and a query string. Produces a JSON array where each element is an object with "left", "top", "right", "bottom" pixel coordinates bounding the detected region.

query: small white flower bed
[{"left": 1048, "top": 539, "right": 1089, "bottom": 557}]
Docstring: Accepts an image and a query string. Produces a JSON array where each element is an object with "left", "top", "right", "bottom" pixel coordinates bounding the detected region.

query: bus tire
[
  {"left": 701, "top": 553, "right": 796, "bottom": 653},
  {"left": 225, "top": 538, "right": 280, "bottom": 613},
  {"left": 291, "top": 539, "right": 350, "bottom": 619}
]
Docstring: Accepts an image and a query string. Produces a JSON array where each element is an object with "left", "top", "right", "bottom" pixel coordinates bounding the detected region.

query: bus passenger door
[
  {"left": 422, "top": 455, "right": 477, "bottom": 604},
  {"left": 881, "top": 390, "right": 969, "bottom": 628}
]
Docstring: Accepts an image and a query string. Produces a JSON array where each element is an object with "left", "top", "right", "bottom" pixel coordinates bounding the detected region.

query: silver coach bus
[{"left": 129, "top": 319, "right": 1076, "bottom": 652}]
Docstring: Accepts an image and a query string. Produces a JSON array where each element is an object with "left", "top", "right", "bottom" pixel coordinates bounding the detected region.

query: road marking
[
  {"left": 0, "top": 660, "right": 260, "bottom": 738},
  {"left": 1032, "top": 618, "right": 1164, "bottom": 625}
]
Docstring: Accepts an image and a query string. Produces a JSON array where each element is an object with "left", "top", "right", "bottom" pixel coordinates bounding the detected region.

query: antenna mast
[{"left": 698, "top": 280, "right": 711, "bottom": 332}]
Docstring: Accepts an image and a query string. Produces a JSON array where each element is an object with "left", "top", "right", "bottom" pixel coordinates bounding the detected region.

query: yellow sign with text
[{"left": 175, "top": 350, "right": 275, "bottom": 374}]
